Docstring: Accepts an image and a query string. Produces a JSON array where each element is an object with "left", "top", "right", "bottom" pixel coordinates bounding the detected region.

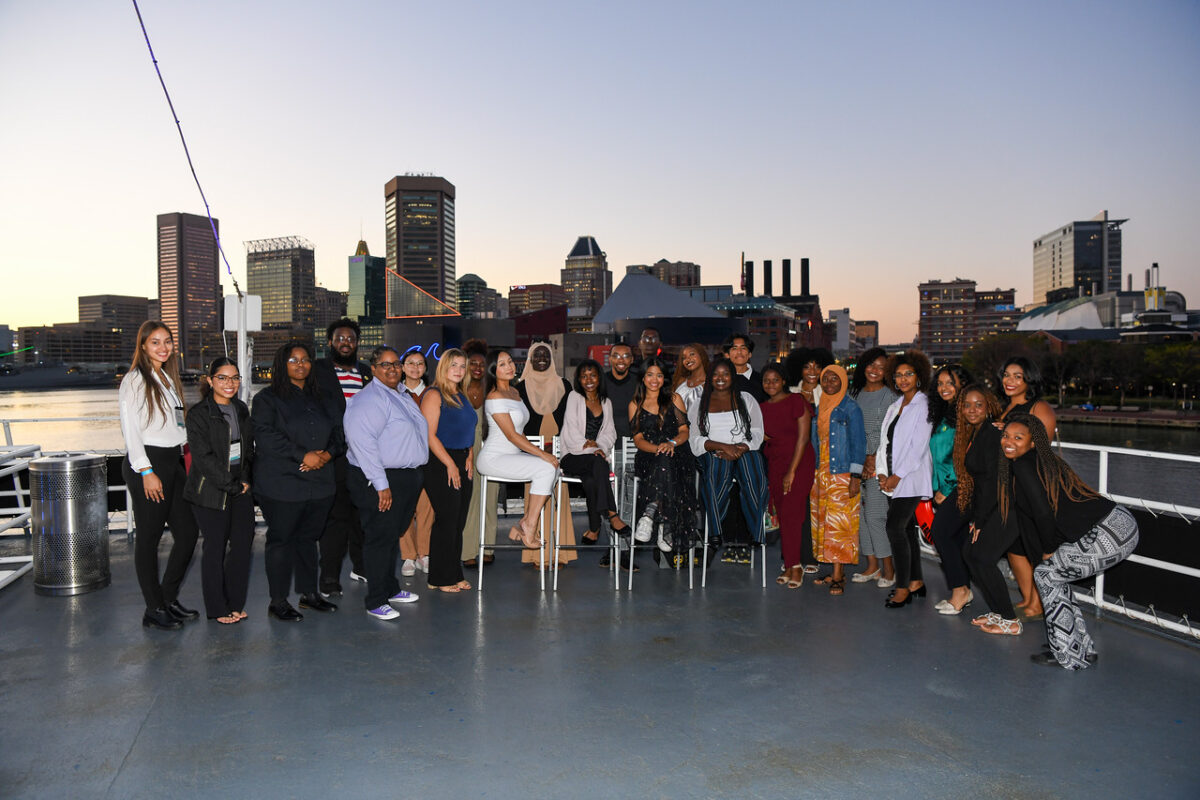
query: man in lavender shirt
[{"left": 344, "top": 345, "right": 430, "bottom": 621}]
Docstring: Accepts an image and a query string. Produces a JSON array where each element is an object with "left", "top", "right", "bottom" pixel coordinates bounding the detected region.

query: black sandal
[
  {"left": 580, "top": 532, "right": 600, "bottom": 545},
  {"left": 607, "top": 512, "right": 630, "bottom": 535}
]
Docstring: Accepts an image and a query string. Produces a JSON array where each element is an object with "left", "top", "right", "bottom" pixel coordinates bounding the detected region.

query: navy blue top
[{"left": 436, "top": 392, "right": 477, "bottom": 450}]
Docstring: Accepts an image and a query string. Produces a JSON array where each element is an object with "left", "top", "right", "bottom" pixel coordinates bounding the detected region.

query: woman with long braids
[
  {"left": 997, "top": 355, "right": 1055, "bottom": 620},
  {"left": 184, "top": 357, "right": 255, "bottom": 624},
  {"left": 926, "top": 363, "right": 974, "bottom": 614},
  {"left": 630, "top": 357, "right": 697, "bottom": 569},
  {"left": 119, "top": 321, "right": 200, "bottom": 630},
  {"left": 688, "top": 357, "right": 768, "bottom": 565},
  {"left": 998, "top": 413, "right": 1138, "bottom": 670}
]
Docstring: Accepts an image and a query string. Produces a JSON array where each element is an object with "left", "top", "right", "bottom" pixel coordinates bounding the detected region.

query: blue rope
[{"left": 131, "top": 0, "right": 241, "bottom": 297}]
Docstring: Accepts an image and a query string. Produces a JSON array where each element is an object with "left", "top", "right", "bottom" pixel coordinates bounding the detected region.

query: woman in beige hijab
[{"left": 517, "top": 343, "right": 576, "bottom": 565}]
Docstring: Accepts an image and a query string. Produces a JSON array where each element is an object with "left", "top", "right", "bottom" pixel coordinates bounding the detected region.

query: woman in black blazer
[
  {"left": 251, "top": 341, "right": 344, "bottom": 622},
  {"left": 184, "top": 357, "right": 255, "bottom": 624}
]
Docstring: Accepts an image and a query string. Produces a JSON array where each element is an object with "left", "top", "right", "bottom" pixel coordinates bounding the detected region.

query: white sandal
[
  {"left": 981, "top": 617, "right": 1023, "bottom": 636},
  {"left": 851, "top": 569, "right": 881, "bottom": 583}
]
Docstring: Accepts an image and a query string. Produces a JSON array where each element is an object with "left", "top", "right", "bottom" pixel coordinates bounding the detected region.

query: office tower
[
  {"left": 1033, "top": 210, "right": 1127, "bottom": 304},
  {"left": 457, "top": 273, "right": 488, "bottom": 316},
  {"left": 347, "top": 240, "right": 386, "bottom": 325},
  {"left": 314, "top": 286, "right": 348, "bottom": 333},
  {"left": 509, "top": 284, "right": 568, "bottom": 316},
  {"left": 78, "top": 295, "right": 151, "bottom": 331},
  {"left": 157, "top": 212, "right": 220, "bottom": 370},
  {"left": 828, "top": 308, "right": 858, "bottom": 357},
  {"left": 918, "top": 278, "right": 1018, "bottom": 363},
  {"left": 384, "top": 175, "right": 458, "bottom": 316},
  {"left": 245, "top": 236, "right": 316, "bottom": 327},
  {"left": 561, "top": 236, "right": 612, "bottom": 323},
  {"left": 625, "top": 259, "right": 702, "bottom": 289}
]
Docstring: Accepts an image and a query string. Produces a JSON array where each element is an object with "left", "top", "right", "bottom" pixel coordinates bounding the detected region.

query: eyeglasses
[
  {"left": 640, "top": 336, "right": 659, "bottom": 343},
  {"left": 375, "top": 361, "right": 402, "bottom": 370},
  {"left": 894, "top": 370, "right": 916, "bottom": 379},
  {"left": 333, "top": 335, "right": 357, "bottom": 344},
  {"left": 212, "top": 375, "right": 242, "bottom": 384},
  {"left": 287, "top": 358, "right": 312, "bottom": 365}
]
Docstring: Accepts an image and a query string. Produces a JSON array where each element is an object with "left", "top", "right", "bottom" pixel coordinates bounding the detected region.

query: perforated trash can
[{"left": 30, "top": 453, "right": 110, "bottom": 596}]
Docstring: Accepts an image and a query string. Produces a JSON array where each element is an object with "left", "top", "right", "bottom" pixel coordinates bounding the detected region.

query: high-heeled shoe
[
  {"left": 910, "top": 584, "right": 927, "bottom": 598},
  {"left": 607, "top": 512, "right": 630, "bottom": 537},
  {"left": 885, "top": 592, "right": 913, "bottom": 609}
]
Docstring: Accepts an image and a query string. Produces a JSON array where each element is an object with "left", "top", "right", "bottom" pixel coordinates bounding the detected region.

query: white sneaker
[
  {"left": 634, "top": 515, "right": 653, "bottom": 543},
  {"left": 388, "top": 590, "right": 419, "bottom": 604},
  {"left": 349, "top": 571, "right": 367, "bottom": 583},
  {"left": 657, "top": 529, "right": 672, "bottom": 553},
  {"left": 401, "top": 559, "right": 417, "bottom": 577},
  {"left": 366, "top": 605, "right": 399, "bottom": 621},
  {"left": 418, "top": 555, "right": 430, "bottom": 573}
]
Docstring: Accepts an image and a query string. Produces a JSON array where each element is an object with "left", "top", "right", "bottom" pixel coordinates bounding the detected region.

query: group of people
[{"left": 119, "top": 319, "right": 1137, "bottom": 670}]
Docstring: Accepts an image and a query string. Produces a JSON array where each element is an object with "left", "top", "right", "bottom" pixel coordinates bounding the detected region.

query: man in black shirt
[
  {"left": 311, "top": 318, "right": 372, "bottom": 596},
  {"left": 724, "top": 333, "right": 766, "bottom": 403},
  {"left": 602, "top": 340, "right": 639, "bottom": 571}
]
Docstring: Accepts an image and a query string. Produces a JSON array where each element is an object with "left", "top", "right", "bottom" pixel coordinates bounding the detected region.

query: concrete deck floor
[{"left": 1, "top": 520, "right": 1197, "bottom": 799}]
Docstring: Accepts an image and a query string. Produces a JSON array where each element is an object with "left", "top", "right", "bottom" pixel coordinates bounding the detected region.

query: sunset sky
[{"left": 1, "top": 0, "right": 1197, "bottom": 344}]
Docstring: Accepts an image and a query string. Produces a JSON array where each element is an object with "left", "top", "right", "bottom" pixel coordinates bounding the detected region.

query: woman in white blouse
[
  {"left": 475, "top": 350, "right": 559, "bottom": 548},
  {"left": 118, "top": 321, "right": 201, "bottom": 631},
  {"left": 559, "top": 359, "right": 628, "bottom": 546},
  {"left": 688, "top": 357, "right": 769, "bottom": 563}
]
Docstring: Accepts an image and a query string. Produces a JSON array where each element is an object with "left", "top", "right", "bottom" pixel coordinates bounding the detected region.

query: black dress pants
[
  {"left": 423, "top": 450, "right": 471, "bottom": 587},
  {"left": 122, "top": 446, "right": 199, "bottom": 611},
  {"left": 318, "top": 456, "right": 364, "bottom": 587},
  {"left": 257, "top": 494, "right": 333, "bottom": 603},
  {"left": 965, "top": 516, "right": 1020, "bottom": 618},
  {"left": 929, "top": 491, "right": 971, "bottom": 591},
  {"left": 885, "top": 496, "right": 924, "bottom": 586},
  {"left": 347, "top": 464, "right": 423, "bottom": 609},
  {"left": 193, "top": 491, "right": 255, "bottom": 618},
  {"left": 559, "top": 452, "right": 617, "bottom": 532}
]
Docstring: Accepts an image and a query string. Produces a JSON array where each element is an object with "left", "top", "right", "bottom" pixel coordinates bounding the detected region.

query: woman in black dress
[{"left": 630, "top": 356, "right": 698, "bottom": 569}]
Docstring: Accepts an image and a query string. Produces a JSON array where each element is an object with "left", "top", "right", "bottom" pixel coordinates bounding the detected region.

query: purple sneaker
[
  {"left": 366, "top": 605, "right": 400, "bottom": 621},
  {"left": 388, "top": 591, "right": 419, "bottom": 605}
]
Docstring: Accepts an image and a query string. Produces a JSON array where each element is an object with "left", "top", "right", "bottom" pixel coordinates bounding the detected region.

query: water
[{"left": 1, "top": 388, "right": 1197, "bottom": 505}]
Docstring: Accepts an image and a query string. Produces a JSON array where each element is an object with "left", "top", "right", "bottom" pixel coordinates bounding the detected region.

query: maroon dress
[{"left": 761, "top": 393, "right": 815, "bottom": 569}]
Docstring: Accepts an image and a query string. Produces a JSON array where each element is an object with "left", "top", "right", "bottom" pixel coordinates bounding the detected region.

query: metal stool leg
[{"left": 477, "top": 475, "right": 488, "bottom": 592}]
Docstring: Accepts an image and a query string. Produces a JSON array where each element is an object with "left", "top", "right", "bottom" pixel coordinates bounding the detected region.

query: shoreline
[{"left": 1055, "top": 409, "right": 1200, "bottom": 430}]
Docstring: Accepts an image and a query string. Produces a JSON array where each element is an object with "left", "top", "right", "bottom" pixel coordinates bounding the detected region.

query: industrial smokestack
[
  {"left": 745, "top": 260, "right": 754, "bottom": 297},
  {"left": 800, "top": 258, "right": 810, "bottom": 297},
  {"left": 763, "top": 260, "right": 773, "bottom": 297},
  {"left": 1127, "top": 274, "right": 1132, "bottom": 292},
  {"left": 1145, "top": 268, "right": 1151, "bottom": 289},
  {"left": 782, "top": 259, "right": 792, "bottom": 296}
]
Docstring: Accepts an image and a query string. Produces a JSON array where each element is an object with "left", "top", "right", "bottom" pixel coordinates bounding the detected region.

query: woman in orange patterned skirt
[{"left": 809, "top": 365, "right": 866, "bottom": 595}]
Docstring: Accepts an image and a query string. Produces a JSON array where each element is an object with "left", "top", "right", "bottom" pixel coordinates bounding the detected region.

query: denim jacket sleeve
[{"left": 845, "top": 398, "right": 866, "bottom": 474}]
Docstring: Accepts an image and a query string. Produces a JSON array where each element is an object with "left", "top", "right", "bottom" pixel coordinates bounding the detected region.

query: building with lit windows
[
  {"left": 562, "top": 236, "right": 612, "bottom": 331},
  {"left": 1033, "top": 210, "right": 1126, "bottom": 305},
  {"left": 509, "top": 283, "right": 567, "bottom": 316},
  {"left": 384, "top": 175, "right": 458, "bottom": 316},
  {"left": 347, "top": 240, "right": 386, "bottom": 325},
  {"left": 246, "top": 237, "right": 316, "bottom": 329},
  {"left": 918, "top": 278, "right": 1018, "bottom": 363},
  {"left": 626, "top": 259, "right": 701, "bottom": 289},
  {"left": 157, "top": 212, "right": 221, "bottom": 370}
]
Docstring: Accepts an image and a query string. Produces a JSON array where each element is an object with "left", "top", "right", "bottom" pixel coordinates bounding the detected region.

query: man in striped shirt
[{"left": 313, "top": 318, "right": 373, "bottom": 597}]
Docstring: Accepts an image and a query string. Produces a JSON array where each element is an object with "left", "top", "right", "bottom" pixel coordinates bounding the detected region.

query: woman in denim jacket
[{"left": 808, "top": 365, "right": 866, "bottom": 595}]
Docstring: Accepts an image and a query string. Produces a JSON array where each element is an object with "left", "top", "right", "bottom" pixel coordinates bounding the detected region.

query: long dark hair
[
  {"left": 671, "top": 343, "right": 710, "bottom": 391},
  {"left": 928, "top": 363, "right": 973, "bottom": 425},
  {"left": 952, "top": 384, "right": 1004, "bottom": 512},
  {"left": 999, "top": 356, "right": 1045, "bottom": 405},
  {"left": 200, "top": 356, "right": 238, "bottom": 399},
  {"left": 573, "top": 358, "right": 607, "bottom": 400},
  {"left": 481, "top": 349, "right": 512, "bottom": 440},
  {"left": 270, "top": 340, "right": 316, "bottom": 397},
  {"left": 697, "top": 357, "right": 753, "bottom": 442},
  {"left": 850, "top": 346, "right": 891, "bottom": 397},
  {"left": 631, "top": 356, "right": 674, "bottom": 435},
  {"left": 129, "top": 320, "right": 185, "bottom": 424},
  {"left": 997, "top": 413, "right": 1099, "bottom": 522}
]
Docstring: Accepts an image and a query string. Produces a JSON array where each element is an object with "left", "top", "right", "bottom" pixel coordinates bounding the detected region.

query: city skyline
[{"left": 1, "top": 2, "right": 1197, "bottom": 343}]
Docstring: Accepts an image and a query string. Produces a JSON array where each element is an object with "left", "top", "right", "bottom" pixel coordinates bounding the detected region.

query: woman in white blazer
[
  {"left": 559, "top": 359, "right": 628, "bottom": 545},
  {"left": 875, "top": 350, "right": 934, "bottom": 608}
]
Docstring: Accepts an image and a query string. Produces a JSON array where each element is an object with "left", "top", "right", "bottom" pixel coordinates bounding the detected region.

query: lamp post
[{"left": 1147, "top": 385, "right": 1154, "bottom": 412}]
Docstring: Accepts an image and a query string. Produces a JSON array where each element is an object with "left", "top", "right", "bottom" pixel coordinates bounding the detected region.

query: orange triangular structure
[{"left": 386, "top": 269, "right": 460, "bottom": 318}]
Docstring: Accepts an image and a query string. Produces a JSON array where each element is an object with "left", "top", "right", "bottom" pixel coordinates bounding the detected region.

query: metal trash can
[{"left": 30, "top": 453, "right": 110, "bottom": 596}]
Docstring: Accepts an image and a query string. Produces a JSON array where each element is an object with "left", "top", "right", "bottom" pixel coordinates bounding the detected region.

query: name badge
[
  {"left": 174, "top": 406, "right": 185, "bottom": 428},
  {"left": 229, "top": 441, "right": 242, "bottom": 464}
]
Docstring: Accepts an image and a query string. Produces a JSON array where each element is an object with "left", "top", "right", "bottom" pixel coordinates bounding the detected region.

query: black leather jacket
[{"left": 183, "top": 394, "right": 254, "bottom": 510}]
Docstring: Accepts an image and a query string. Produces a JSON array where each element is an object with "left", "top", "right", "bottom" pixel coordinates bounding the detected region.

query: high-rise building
[
  {"left": 457, "top": 274, "right": 505, "bottom": 319},
  {"left": 509, "top": 283, "right": 567, "bottom": 316},
  {"left": 626, "top": 259, "right": 701, "bottom": 288},
  {"left": 157, "top": 212, "right": 220, "bottom": 370},
  {"left": 561, "top": 236, "right": 612, "bottom": 330},
  {"left": 918, "top": 278, "right": 1018, "bottom": 363},
  {"left": 854, "top": 320, "right": 879, "bottom": 352},
  {"left": 347, "top": 240, "right": 386, "bottom": 324},
  {"left": 246, "top": 236, "right": 316, "bottom": 327},
  {"left": 828, "top": 308, "right": 858, "bottom": 357},
  {"left": 384, "top": 175, "right": 457, "bottom": 315},
  {"left": 314, "top": 286, "right": 348, "bottom": 332},
  {"left": 1033, "top": 210, "right": 1127, "bottom": 305}
]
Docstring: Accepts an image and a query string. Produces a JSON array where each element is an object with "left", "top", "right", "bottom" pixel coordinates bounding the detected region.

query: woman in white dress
[{"left": 475, "top": 350, "right": 559, "bottom": 548}]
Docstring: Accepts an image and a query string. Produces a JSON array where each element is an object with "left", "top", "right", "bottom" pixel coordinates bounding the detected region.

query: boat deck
[{"left": 1, "top": 521, "right": 1197, "bottom": 798}]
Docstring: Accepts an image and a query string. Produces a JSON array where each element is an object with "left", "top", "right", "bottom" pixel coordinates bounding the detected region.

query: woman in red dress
[{"left": 759, "top": 363, "right": 815, "bottom": 588}]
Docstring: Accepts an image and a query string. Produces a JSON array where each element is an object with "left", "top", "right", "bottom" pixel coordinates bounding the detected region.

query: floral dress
[{"left": 633, "top": 405, "right": 699, "bottom": 551}]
